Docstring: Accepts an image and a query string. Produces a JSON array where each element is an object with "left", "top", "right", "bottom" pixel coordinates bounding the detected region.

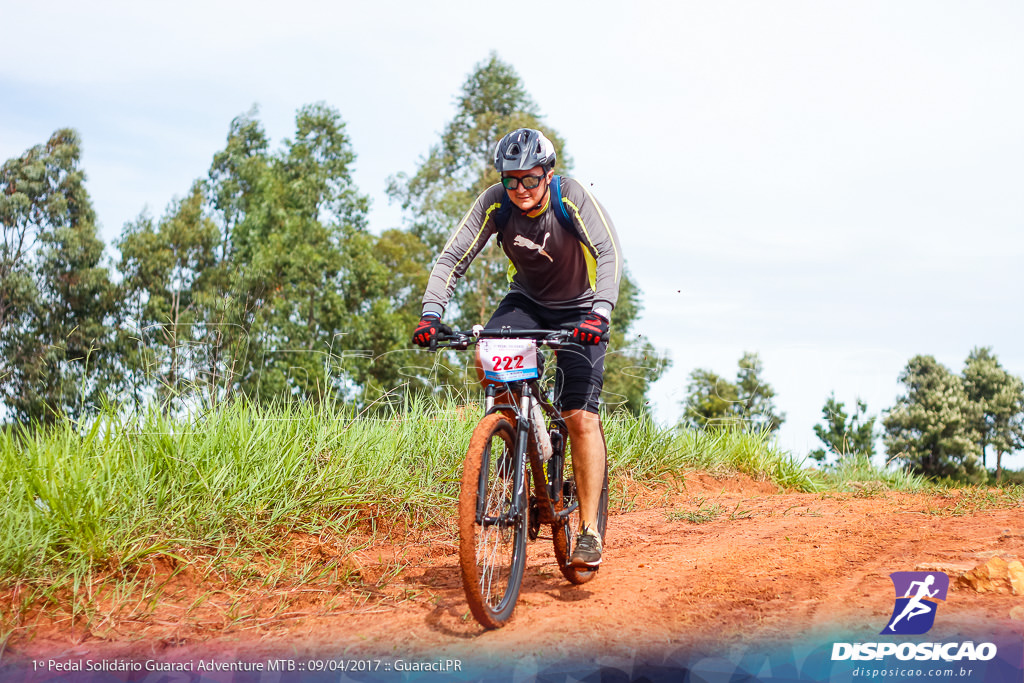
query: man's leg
[
  {"left": 563, "top": 408, "right": 605, "bottom": 532},
  {"left": 553, "top": 335, "right": 607, "bottom": 568}
]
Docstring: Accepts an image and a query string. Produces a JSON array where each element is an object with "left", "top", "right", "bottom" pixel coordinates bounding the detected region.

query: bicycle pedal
[{"left": 570, "top": 560, "right": 601, "bottom": 571}]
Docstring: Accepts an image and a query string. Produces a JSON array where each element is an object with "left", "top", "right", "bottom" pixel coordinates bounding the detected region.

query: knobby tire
[{"left": 458, "top": 414, "right": 528, "bottom": 628}]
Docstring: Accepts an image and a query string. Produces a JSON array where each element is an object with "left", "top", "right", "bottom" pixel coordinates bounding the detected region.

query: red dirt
[{"left": 5, "top": 473, "right": 1024, "bottom": 668}]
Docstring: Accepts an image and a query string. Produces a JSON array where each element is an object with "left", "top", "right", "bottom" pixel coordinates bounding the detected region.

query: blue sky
[{"left": 2, "top": 1, "right": 1022, "bottom": 468}]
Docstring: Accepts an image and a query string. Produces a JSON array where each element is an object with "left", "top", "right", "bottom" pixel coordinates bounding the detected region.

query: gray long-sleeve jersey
[{"left": 421, "top": 177, "right": 623, "bottom": 318}]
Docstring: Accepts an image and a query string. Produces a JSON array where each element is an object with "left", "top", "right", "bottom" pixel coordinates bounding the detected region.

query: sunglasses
[{"left": 501, "top": 173, "right": 546, "bottom": 190}]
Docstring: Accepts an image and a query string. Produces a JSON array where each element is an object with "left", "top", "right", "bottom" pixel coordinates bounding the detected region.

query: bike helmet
[{"left": 493, "top": 128, "right": 556, "bottom": 173}]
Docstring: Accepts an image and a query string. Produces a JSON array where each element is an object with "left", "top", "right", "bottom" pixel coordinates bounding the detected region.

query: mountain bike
[{"left": 432, "top": 326, "right": 610, "bottom": 629}]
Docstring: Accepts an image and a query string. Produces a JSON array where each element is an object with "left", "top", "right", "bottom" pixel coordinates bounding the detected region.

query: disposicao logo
[
  {"left": 831, "top": 570, "right": 998, "bottom": 663},
  {"left": 881, "top": 571, "right": 949, "bottom": 635}
]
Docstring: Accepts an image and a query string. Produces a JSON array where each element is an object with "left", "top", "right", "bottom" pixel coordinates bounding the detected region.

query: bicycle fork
[{"left": 476, "top": 384, "right": 533, "bottom": 529}]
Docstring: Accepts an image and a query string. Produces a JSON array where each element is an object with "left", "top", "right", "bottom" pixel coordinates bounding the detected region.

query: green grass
[
  {"left": 0, "top": 398, "right": 927, "bottom": 641},
  {"left": 605, "top": 414, "right": 821, "bottom": 492},
  {"left": 0, "top": 404, "right": 834, "bottom": 589},
  {"left": 819, "top": 455, "right": 929, "bottom": 493},
  {"left": 0, "top": 399, "right": 472, "bottom": 593},
  {"left": 667, "top": 500, "right": 723, "bottom": 524},
  {"left": 925, "top": 485, "right": 1024, "bottom": 516}
]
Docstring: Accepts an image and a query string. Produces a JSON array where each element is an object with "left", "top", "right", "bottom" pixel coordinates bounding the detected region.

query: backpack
[{"left": 493, "top": 175, "right": 578, "bottom": 244}]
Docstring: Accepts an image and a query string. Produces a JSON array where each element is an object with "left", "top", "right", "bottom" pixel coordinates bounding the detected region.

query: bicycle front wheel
[{"left": 458, "top": 413, "right": 528, "bottom": 628}]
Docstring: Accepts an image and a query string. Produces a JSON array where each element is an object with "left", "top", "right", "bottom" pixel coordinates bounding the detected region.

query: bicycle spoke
[{"left": 459, "top": 414, "right": 527, "bottom": 628}]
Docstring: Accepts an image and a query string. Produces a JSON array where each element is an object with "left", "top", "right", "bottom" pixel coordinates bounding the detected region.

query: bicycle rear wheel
[
  {"left": 551, "top": 437, "right": 609, "bottom": 585},
  {"left": 458, "top": 413, "right": 528, "bottom": 628}
]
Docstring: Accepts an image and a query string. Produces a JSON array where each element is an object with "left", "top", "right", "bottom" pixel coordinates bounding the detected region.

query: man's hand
[
  {"left": 571, "top": 311, "right": 610, "bottom": 345},
  {"left": 412, "top": 314, "right": 452, "bottom": 347}
]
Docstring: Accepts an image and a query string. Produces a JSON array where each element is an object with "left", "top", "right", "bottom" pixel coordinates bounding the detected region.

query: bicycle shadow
[{"left": 415, "top": 555, "right": 598, "bottom": 638}]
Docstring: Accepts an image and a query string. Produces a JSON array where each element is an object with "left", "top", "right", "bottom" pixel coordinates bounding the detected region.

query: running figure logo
[{"left": 882, "top": 572, "right": 949, "bottom": 635}]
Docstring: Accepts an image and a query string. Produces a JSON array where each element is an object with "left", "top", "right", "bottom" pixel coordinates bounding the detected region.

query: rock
[
  {"left": 974, "top": 550, "right": 1020, "bottom": 561},
  {"left": 915, "top": 562, "right": 975, "bottom": 575},
  {"left": 1011, "top": 606, "right": 1024, "bottom": 621},
  {"left": 958, "top": 556, "right": 1015, "bottom": 593},
  {"left": 1009, "top": 560, "right": 1024, "bottom": 595}
]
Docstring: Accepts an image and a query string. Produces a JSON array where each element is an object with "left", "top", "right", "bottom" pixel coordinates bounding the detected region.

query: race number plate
[{"left": 478, "top": 338, "right": 539, "bottom": 382}]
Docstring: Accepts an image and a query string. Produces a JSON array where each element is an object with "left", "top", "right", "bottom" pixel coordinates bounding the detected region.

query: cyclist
[{"left": 412, "top": 128, "right": 623, "bottom": 569}]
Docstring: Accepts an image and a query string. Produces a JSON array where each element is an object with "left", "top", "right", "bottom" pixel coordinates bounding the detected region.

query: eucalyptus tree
[
  {"left": 683, "top": 369, "right": 741, "bottom": 429},
  {"left": 0, "top": 129, "right": 116, "bottom": 422},
  {"left": 116, "top": 183, "right": 220, "bottom": 406},
  {"left": 119, "top": 104, "right": 382, "bottom": 408},
  {"left": 226, "top": 102, "right": 372, "bottom": 403},
  {"left": 735, "top": 352, "right": 786, "bottom": 433},
  {"left": 388, "top": 52, "right": 667, "bottom": 413},
  {"left": 682, "top": 352, "right": 784, "bottom": 432}
]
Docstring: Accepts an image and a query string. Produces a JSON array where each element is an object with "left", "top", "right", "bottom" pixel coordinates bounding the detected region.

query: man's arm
[
  {"left": 421, "top": 186, "right": 504, "bottom": 316},
  {"left": 559, "top": 178, "right": 623, "bottom": 314}
]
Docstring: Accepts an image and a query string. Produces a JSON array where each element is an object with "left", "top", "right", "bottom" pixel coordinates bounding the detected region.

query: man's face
[{"left": 502, "top": 165, "right": 554, "bottom": 212}]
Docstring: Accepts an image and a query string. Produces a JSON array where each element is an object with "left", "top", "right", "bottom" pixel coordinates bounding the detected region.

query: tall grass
[
  {"left": 4, "top": 398, "right": 942, "bottom": 642},
  {"left": 605, "top": 413, "right": 820, "bottom": 492},
  {"left": 1, "top": 400, "right": 826, "bottom": 599},
  {"left": 0, "top": 399, "right": 474, "bottom": 589}
]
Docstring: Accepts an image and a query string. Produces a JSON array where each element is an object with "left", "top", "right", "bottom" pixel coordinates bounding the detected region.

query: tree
[
  {"left": 682, "top": 352, "right": 784, "bottom": 432},
  {"left": 388, "top": 53, "right": 667, "bottom": 412},
  {"left": 388, "top": 53, "right": 569, "bottom": 251},
  {"left": 117, "top": 104, "right": 392, "bottom": 409},
  {"left": 735, "top": 352, "right": 785, "bottom": 432},
  {"left": 387, "top": 52, "right": 573, "bottom": 327},
  {"left": 322, "top": 225, "right": 436, "bottom": 404},
  {"left": 962, "top": 347, "right": 1024, "bottom": 482},
  {"left": 683, "top": 368, "right": 741, "bottom": 429},
  {"left": 1, "top": 129, "right": 116, "bottom": 423},
  {"left": 116, "top": 183, "right": 221, "bottom": 406},
  {"left": 227, "top": 102, "right": 372, "bottom": 403},
  {"left": 883, "top": 355, "right": 982, "bottom": 480},
  {"left": 600, "top": 273, "right": 671, "bottom": 414},
  {"left": 810, "top": 393, "right": 876, "bottom": 463}
]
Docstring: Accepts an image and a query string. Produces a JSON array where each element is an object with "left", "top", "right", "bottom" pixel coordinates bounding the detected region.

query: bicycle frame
[
  {"left": 437, "top": 328, "right": 578, "bottom": 531},
  {"left": 477, "top": 379, "right": 575, "bottom": 531},
  {"left": 443, "top": 326, "right": 608, "bottom": 627}
]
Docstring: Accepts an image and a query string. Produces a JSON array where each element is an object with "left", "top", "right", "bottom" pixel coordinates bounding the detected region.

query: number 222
[{"left": 492, "top": 355, "right": 524, "bottom": 371}]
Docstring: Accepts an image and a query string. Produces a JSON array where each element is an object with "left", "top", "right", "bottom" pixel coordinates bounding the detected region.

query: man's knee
[{"left": 564, "top": 408, "right": 602, "bottom": 430}]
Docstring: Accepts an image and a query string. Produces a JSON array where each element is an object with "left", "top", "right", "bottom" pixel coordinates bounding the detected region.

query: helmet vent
[{"left": 493, "top": 128, "right": 557, "bottom": 172}]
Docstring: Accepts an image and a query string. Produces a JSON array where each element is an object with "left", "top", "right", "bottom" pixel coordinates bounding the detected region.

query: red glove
[
  {"left": 412, "top": 314, "right": 452, "bottom": 347},
  {"left": 571, "top": 311, "right": 610, "bottom": 345}
]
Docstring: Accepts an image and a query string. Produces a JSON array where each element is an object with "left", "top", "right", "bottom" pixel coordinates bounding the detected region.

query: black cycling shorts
[{"left": 485, "top": 293, "right": 605, "bottom": 414}]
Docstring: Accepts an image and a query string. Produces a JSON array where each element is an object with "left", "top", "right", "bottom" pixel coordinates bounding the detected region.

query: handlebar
[{"left": 431, "top": 327, "right": 577, "bottom": 352}]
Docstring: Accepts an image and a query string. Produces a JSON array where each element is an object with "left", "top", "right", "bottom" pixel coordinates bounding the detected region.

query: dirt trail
[{"left": 6, "top": 474, "right": 1024, "bottom": 667}]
